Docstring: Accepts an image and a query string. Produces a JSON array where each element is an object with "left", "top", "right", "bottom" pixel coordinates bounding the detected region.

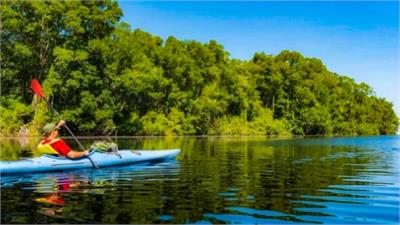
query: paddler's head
[{"left": 42, "top": 123, "right": 60, "bottom": 139}]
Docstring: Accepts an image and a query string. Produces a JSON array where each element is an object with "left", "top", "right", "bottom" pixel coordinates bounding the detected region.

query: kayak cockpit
[{"left": 43, "top": 150, "right": 99, "bottom": 160}]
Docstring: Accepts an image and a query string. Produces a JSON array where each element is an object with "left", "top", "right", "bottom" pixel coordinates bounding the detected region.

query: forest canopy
[{"left": 1, "top": 0, "right": 398, "bottom": 136}]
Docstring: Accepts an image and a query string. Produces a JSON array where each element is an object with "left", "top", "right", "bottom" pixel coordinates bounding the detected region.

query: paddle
[{"left": 31, "top": 79, "right": 99, "bottom": 169}]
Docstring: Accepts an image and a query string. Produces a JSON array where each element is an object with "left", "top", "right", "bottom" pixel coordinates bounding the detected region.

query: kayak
[{"left": 0, "top": 149, "right": 180, "bottom": 175}]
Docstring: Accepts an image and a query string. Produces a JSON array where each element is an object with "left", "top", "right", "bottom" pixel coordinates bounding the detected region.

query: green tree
[{"left": 1, "top": 0, "right": 398, "bottom": 136}]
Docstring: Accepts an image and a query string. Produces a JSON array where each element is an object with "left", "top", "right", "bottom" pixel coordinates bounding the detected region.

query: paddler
[{"left": 36, "top": 120, "right": 90, "bottom": 158}]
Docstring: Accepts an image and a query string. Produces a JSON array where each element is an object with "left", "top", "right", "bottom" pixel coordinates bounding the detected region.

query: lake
[{"left": 1, "top": 135, "right": 399, "bottom": 224}]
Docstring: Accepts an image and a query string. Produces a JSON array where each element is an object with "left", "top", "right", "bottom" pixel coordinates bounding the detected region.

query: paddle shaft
[{"left": 46, "top": 104, "right": 82, "bottom": 147}]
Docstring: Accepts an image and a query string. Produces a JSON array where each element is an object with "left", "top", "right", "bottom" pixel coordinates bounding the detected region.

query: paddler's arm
[
  {"left": 55, "top": 120, "right": 90, "bottom": 159},
  {"left": 66, "top": 150, "right": 90, "bottom": 159},
  {"left": 56, "top": 120, "right": 66, "bottom": 130}
]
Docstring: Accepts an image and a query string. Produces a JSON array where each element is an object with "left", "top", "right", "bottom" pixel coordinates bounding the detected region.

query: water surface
[{"left": 1, "top": 136, "right": 399, "bottom": 224}]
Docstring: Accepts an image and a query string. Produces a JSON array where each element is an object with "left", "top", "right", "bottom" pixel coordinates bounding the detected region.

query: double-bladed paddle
[{"left": 31, "top": 79, "right": 99, "bottom": 169}]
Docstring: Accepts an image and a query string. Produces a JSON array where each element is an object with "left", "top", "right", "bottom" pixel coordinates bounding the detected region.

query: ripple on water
[
  {"left": 294, "top": 201, "right": 399, "bottom": 224},
  {"left": 204, "top": 213, "right": 289, "bottom": 224}
]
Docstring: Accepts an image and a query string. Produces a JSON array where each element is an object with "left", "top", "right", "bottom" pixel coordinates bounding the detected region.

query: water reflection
[
  {"left": 1, "top": 136, "right": 399, "bottom": 224},
  {"left": 34, "top": 175, "right": 88, "bottom": 219}
]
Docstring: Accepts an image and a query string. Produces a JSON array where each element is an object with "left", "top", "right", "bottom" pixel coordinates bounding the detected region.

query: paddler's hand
[
  {"left": 83, "top": 150, "right": 90, "bottom": 156},
  {"left": 56, "top": 120, "right": 66, "bottom": 129}
]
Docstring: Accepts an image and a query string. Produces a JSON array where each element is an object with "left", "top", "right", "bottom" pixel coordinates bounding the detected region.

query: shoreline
[{"left": 0, "top": 134, "right": 397, "bottom": 140}]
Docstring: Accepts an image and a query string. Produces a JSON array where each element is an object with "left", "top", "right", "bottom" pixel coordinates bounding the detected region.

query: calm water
[{"left": 1, "top": 136, "right": 399, "bottom": 224}]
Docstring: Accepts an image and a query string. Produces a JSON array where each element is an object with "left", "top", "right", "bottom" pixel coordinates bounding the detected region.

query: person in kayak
[{"left": 36, "top": 120, "right": 90, "bottom": 158}]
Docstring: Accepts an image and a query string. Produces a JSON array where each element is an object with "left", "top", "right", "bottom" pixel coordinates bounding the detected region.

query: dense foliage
[{"left": 1, "top": 0, "right": 398, "bottom": 136}]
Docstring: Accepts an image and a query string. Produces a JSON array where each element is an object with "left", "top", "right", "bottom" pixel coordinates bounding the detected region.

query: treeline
[{"left": 1, "top": 0, "right": 398, "bottom": 136}]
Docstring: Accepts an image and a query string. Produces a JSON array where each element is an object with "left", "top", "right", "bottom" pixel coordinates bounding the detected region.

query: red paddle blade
[{"left": 31, "top": 79, "right": 45, "bottom": 98}]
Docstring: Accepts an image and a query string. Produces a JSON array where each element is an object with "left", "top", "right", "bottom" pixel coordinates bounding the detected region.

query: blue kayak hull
[{"left": 0, "top": 149, "right": 180, "bottom": 174}]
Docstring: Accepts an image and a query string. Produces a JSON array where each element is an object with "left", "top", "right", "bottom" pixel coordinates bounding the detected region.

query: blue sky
[{"left": 119, "top": 1, "right": 399, "bottom": 116}]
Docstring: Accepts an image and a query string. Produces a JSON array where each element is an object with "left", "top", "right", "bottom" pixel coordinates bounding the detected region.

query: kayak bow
[{"left": 0, "top": 149, "right": 180, "bottom": 174}]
